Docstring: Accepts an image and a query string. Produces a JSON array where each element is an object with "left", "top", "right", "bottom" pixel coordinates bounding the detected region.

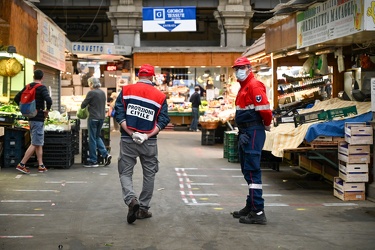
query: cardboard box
[
  {"left": 344, "top": 122, "right": 373, "bottom": 145},
  {"left": 334, "top": 188, "right": 365, "bottom": 201},
  {"left": 333, "top": 177, "right": 365, "bottom": 192},
  {"left": 72, "top": 75, "right": 81, "bottom": 86}
]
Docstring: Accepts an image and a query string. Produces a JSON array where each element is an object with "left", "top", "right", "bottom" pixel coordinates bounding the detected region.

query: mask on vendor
[{"left": 236, "top": 68, "right": 248, "bottom": 81}]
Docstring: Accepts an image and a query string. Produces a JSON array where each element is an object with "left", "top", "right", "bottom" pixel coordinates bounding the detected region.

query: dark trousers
[{"left": 238, "top": 126, "right": 265, "bottom": 211}]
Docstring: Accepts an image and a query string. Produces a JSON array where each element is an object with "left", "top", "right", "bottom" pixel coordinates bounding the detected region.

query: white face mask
[{"left": 236, "top": 69, "right": 248, "bottom": 81}]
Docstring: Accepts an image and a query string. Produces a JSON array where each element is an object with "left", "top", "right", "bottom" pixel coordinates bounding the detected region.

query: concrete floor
[{"left": 1, "top": 130, "right": 375, "bottom": 250}]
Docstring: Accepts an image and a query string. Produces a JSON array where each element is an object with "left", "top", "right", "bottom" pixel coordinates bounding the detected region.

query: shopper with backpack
[{"left": 14, "top": 69, "right": 53, "bottom": 174}]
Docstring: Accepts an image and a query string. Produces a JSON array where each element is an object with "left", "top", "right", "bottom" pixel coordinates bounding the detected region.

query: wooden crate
[
  {"left": 339, "top": 170, "right": 368, "bottom": 183},
  {"left": 338, "top": 152, "right": 370, "bottom": 164},
  {"left": 313, "top": 136, "right": 333, "bottom": 142},
  {"left": 344, "top": 122, "right": 373, "bottom": 145},
  {"left": 333, "top": 177, "right": 365, "bottom": 192},
  {"left": 334, "top": 189, "right": 365, "bottom": 201},
  {"left": 338, "top": 142, "right": 370, "bottom": 164}
]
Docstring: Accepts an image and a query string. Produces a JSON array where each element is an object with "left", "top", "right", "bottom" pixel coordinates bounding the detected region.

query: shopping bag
[{"left": 77, "top": 107, "right": 89, "bottom": 119}]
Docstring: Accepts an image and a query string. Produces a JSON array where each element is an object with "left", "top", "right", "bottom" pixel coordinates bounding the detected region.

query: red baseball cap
[
  {"left": 138, "top": 64, "right": 155, "bottom": 77},
  {"left": 232, "top": 57, "right": 251, "bottom": 68}
]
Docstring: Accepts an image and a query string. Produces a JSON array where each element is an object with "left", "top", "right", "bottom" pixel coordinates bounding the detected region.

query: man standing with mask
[{"left": 231, "top": 57, "right": 272, "bottom": 225}]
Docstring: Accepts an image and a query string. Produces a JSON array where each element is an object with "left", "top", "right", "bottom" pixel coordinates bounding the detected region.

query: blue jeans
[
  {"left": 88, "top": 118, "right": 108, "bottom": 163},
  {"left": 190, "top": 107, "right": 199, "bottom": 130}
]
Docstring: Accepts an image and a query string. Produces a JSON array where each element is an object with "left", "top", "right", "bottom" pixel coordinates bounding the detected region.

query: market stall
[{"left": 265, "top": 98, "right": 372, "bottom": 158}]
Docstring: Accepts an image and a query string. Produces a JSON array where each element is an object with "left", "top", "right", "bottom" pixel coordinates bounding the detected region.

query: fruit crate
[
  {"left": 326, "top": 105, "right": 357, "bottom": 120},
  {"left": 293, "top": 109, "right": 326, "bottom": 127}
]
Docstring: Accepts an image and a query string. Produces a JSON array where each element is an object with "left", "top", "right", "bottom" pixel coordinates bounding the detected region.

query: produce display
[{"left": 0, "top": 103, "right": 72, "bottom": 131}]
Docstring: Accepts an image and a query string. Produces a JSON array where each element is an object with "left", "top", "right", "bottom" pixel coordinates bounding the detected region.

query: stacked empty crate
[
  {"left": 223, "top": 131, "right": 239, "bottom": 163},
  {"left": 334, "top": 122, "right": 373, "bottom": 201},
  {"left": 200, "top": 121, "right": 219, "bottom": 145},
  {"left": 43, "top": 130, "right": 75, "bottom": 169},
  {"left": 3, "top": 127, "right": 29, "bottom": 168},
  {"left": 81, "top": 116, "right": 110, "bottom": 164}
]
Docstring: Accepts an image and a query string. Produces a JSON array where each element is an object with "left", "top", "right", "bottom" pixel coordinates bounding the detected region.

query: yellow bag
[{"left": 77, "top": 107, "right": 89, "bottom": 119}]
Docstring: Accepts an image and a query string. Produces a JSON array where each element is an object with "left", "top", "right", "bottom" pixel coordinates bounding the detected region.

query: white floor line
[
  {"left": 263, "top": 194, "right": 282, "bottom": 197},
  {"left": 184, "top": 174, "right": 208, "bottom": 177},
  {"left": 322, "top": 203, "right": 358, "bottom": 206},
  {"left": 265, "top": 203, "right": 289, "bottom": 206},
  {"left": 1, "top": 200, "right": 52, "bottom": 203},
  {"left": 220, "top": 168, "right": 239, "bottom": 171},
  {"left": 0, "top": 236, "right": 33, "bottom": 238},
  {"left": 190, "top": 183, "right": 214, "bottom": 186},
  {"left": 0, "top": 214, "right": 45, "bottom": 216},
  {"left": 187, "top": 203, "right": 220, "bottom": 206},
  {"left": 187, "top": 193, "right": 219, "bottom": 197},
  {"left": 13, "top": 190, "right": 59, "bottom": 192},
  {"left": 175, "top": 168, "right": 198, "bottom": 171},
  {"left": 45, "top": 181, "right": 87, "bottom": 184}
]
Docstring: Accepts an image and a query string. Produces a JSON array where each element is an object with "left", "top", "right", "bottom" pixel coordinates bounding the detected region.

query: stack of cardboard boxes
[{"left": 334, "top": 122, "right": 373, "bottom": 201}]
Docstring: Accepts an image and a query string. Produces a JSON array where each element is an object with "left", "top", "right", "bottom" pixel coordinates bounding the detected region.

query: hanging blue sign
[{"left": 142, "top": 6, "right": 196, "bottom": 32}]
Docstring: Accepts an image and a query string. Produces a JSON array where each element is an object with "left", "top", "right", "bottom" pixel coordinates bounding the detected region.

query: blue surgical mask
[{"left": 236, "top": 69, "right": 248, "bottom": 81}]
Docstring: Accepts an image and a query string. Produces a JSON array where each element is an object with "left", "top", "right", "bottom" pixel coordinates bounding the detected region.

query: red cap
[
  {"left": 138, "top": 64, "right": 155, "bottom": 77},
  {"left": 232, "top": 57, "right": 251, "bottom": 68}
]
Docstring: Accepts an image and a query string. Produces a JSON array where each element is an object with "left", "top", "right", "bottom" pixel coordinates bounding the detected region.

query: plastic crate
[
  {"left": 44, "top": 130, "right": 73, "bottom": 144},
  {"left": 0, "top": 114, "right": 16, "bottom": 125},
  {"left": 82, "top": 128, "right": 110, "bottom": 147},
  {"left": 201, "top": 130, "right": 215, "bottom": 145},
  {"left": 44, "top": 143, "right": 75, "bottom": 153},
  {"left": 293, "top": 109, "right": 326, "bottom": 127},
  {"left": 4, "top": 127, "right": 27, "bottom": 149},
  {"left": 43, "top": 156, "right": 74, "bottom": 169},
  {"left": 326, "top": 105, "right": 357, "bottom": 120},
  {"left": 3, "top": 155, "right": 22, "bottom": 168}
]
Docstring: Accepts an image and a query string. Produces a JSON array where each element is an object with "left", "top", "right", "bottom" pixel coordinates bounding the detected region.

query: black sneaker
[
  {"left": 239, "top": 210, "right": 267, "bottom": 225},
  {"left": 127, "top": 198, "right": 139, "bottom": 224},
  {"left": 104, "top": 154, "right": 112, "bottom": 166},
  {"left": 232, "top": 205, "right": 251, "bottom": 218},
  {"left": 84, "top": 162, "right": 99, "bottom": 168}
]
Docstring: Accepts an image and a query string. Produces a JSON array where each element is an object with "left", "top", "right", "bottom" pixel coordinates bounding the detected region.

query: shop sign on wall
[
  {"left": 37, "top": 13, "right": 66, "bottom": 71},
  {"left": 297, "top": 0, "right": 375, "bottom": 49},
  {"left": 142, "top": 6, "right": 196, "bottom": 32}
]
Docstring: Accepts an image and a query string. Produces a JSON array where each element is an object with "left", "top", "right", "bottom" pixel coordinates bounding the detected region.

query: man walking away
[{"left": 115, "top": 63, "right": 170, "bottom": 224}]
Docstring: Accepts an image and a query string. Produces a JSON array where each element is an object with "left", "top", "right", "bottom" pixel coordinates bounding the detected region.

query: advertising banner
[
  {"left": 142, "top": 6, "right": 196, "bottom": 32},
  {"left": 297, "top": 0, "right": 375, "bottom": 49},
  {"left": 37, "top": 14, "right": 66, "bottom": 71}
]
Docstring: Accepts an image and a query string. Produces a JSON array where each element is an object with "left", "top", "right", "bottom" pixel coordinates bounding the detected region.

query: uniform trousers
[
  {"left": 118, "top": 137, "right": 159, "bottom": 210},
  {"left": 238, "top": 126, "right": 265, "bottom": 211}
]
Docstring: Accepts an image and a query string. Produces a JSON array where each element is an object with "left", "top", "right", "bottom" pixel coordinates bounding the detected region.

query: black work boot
[
  {"left": 232, "top": 205, "right": 251, "bottom": 218},
  {"left": 137, "top": 209, "right": 152, "bottom": 219},
  {"left": 239, "top": 210, "right": 267, "bottom": 225},
  {"left": 127, "top": 198, "right": 140, "bottom": 224}
]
